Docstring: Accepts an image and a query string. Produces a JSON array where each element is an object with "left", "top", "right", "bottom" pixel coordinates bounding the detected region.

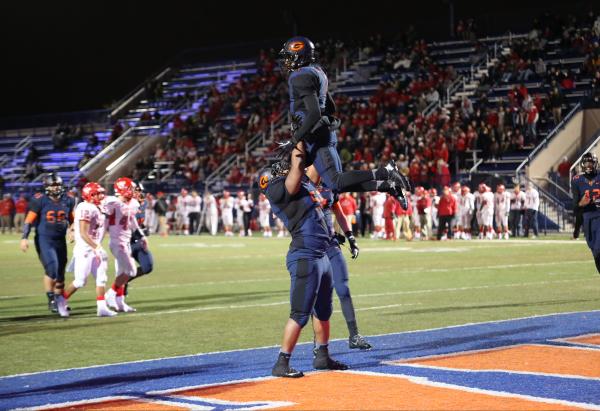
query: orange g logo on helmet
[
  {"left": 288, "top": 41, "right": 305, "bottom": 52},
  {"left": 260, "top": 175, "right": 269, "bottom": 189}
]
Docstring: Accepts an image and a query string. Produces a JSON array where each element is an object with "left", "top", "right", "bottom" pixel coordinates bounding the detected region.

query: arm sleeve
[
  {"left": 325, "top": 92, "right": 336, "bottom": 115},
  {"left": 571, "top": 178, "right": 581, "bottom": 211},
  {"left": 290, "top": 73, "right": 321, "bottom": 143}
]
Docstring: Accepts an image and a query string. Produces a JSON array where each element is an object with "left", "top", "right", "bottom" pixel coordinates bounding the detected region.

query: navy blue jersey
[
  {"left": 288, "top": 65, "right": 331, "bottom": 122},
  {"left": 318, "top": 186, "right": 339, "bottom": 241},
  {"left": 28, "top": 194, "right": 75, "bottom": 238},
  {"left": 571, "top": 173, "right": 600, "bottom": 213},
  {"left": 265, "top": 175, "right": 330, "bottom": 254}
]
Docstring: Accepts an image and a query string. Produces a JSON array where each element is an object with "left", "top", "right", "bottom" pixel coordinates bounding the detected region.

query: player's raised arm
[{"left": 285, "top": 142, "right": 307, "bottom": 196}]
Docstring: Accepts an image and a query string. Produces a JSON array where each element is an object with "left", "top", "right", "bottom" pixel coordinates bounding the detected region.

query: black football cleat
[
  {"left": 349, "top": 334, "right": 372, "bottom": 350},
  {"left": 388, "top": 180, "right": 408, "bottom": 210},
  {"left": 385, "top": 160, "right": 412, "bottom": 192},
  {"left": 313, "top": 346, "right": 349, "bottom": 370},
  {"left": 272, "top": 363, "right": 304, "bottom": 378},
  {"left": 48, "top": 298, "right": 58, "bottom": 313}
]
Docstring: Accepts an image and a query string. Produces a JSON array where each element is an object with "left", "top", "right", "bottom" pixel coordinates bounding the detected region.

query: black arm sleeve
[
  {"left": 571, "top": 179, "right": 581, "bottom": 211},
  {"left": 22, "top": 223, "right": 32, "bottom": 239},
  {"left": 292, "top": 94, "right": 321, "bottom": 143},
  {"left": 325, "top": 92, "right": 336, "bottom": 115}
]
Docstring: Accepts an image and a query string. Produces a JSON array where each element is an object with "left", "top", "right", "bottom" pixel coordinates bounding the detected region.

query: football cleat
[
  {"left": 116, "top": 297, "right": 136, "bottom": 313},
  {"left": 97, "top": 306, "right": 118, "bottom": 317},
  {"left": 272, "top": 363, "right": 304, "bottom": 378},
  {"left": 105, "top": 289, "right": 119, "bottom": 311},
  {"left": 388, "top": 180, "right": 408, "bottom": 210},
  {"left": 385, "top": 160, "right": 412, "bottom": 192},
  {"left": 349, "top": 334, "right": 372, "bottom": 350},
  {"left": 313, "top": 346, "right": 349, "bottom": 370},
  {"left": 48, "top": 298, "right": 58, "bottom": 313},
  {"left": 55, "top": 295, "right": 69, "bottom": 318}
]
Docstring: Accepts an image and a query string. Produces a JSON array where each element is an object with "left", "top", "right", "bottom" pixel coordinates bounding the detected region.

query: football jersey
[
  {"left": 289, "top": 65, "right": 330, "bottom": 121},
  {"left": 481, "top": 191, "right": 495, "bottom": 212},
  {"left": 451, "top": 189, "right": 462, "bottom": 215},
  {"left": 572, "top": 173, "right": 600, "bottom": 214},
  {"left": 205, "top": 195, "right": 218, "bottom": 214},
  {"left": 371, "top": 192, "right": 387, "bottom": 212},
  {"left": 258, "top": 199, "right": 271, "bottom": 216},
  {"left": 28, "top": 194, "right": 75, "bottom": 238},
  {"left": 460, "top": 193, "right": 475, "bottom": 214},
  {"left": 494, "top": 191, "right": 511, "bottom": 212},
  {"left": 220, "top": 197, "right": 234, "bottom": 213},
  {"left": 265, "top": 175, "right": 330, "bottom": 254},
  {"left": 104, "top": 196, "right": 140, "bottom": 244},
  {"left": 73, "top": 201, "right": 106, "bottom": 251}
]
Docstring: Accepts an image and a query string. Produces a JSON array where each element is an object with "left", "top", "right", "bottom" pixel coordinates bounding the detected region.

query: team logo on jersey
[
  {"left": 288, "top": 41, "right": 305, "bottom": 52},
  {"left": 259, "top": 175, "right": 269, "bottom": 189}
]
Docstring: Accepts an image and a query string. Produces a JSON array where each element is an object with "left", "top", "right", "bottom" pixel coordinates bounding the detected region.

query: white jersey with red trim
[
  {"left": 494, "top": 191, "right": 511, "bottom": 213},
  {"left": 104, "top": 196, "right": 140, "bottom": 245},
  {"left": 73, "top": 201, "right": 106, "bottom": 252},
  {"left": 480, "top": 191, "right": 495, "bottom": 213}
]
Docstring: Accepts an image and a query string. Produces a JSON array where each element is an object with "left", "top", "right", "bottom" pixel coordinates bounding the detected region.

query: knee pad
[
  {"left": 313, "top": 301, "right": 333, "bottom": 322},
  {"left": 72, "top": 278, "right": 87, "bottom": 289},
  {"left": 290, "top": 310, "right": 311, "bottom": 327}
]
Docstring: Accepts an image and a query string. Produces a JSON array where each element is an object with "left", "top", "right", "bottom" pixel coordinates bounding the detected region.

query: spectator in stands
[
  {"left": 13, "top": 193, "right": 28, "bottom": 234},
  {"left": 557, "top": 156, "right": 572, "bottom": 187},
  {"left": 549, "top": 87, "right": 565, "bottom": 124}
]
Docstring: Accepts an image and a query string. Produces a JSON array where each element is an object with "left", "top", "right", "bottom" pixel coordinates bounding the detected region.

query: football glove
[
  {"left": 346, "top": 231, "right": 359, "bottom": 259},
  {"left": 275, "top": 140, "right": 297, "bottom": 160},
  {"left": 335, "top": 232, "right": 346, "bottom": 245}
]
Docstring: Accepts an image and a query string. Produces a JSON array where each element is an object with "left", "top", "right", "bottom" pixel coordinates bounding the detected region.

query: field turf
[{"left": 0, "top": 233, "right": 598, "bottom": 377}]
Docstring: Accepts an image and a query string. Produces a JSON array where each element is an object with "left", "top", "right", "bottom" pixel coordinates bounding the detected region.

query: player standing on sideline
[
  {"left": 481, "top": 185, "right": 495, "bottom": 239},
  {"left": 20, "top": 173, "right": 75, "bottom": 314},
  {"left": 494, "top": 184, "right": 512, "bottom": 239},
  {"left": 459, "top": 186, "right": 475, "bottom": 240},
  {"left": 203, "top": 191, "right": 219, "bottom": 236},
  {"left": 450, "top": 182, "right": 462, "bottom": 239},
  {"left": 125, "top": 182, "right": 154, "bottom": 294},
  {"left": 509, "top": 184, "right": 526, "bottom": 237},
  {"left": 234, "top": 191, "right": 245, "bottom": 237},
  {"left": 176, "top": 188, "right": 190, "bottom": 235},
  {"left": 104, "top": 177, "right": 146, "bottom": 312},
  {"left": 59, "top": 183, "right": 116, "bottom": 317},
  {"left": 370, "top": 191, "right": 386, "bottom": 239},
  {"left": 571, "top": 153, "right": 600, "bottom": 272},
  {"left": 416, "top": 187, "right": 431, "bottom": 240},
  {"left": 276, "top": 36, "right": 410, "bottom": 205},
  {"left": 307, "top": 165, "right": 372, "bottom": 350},
  {"left": 261, "top": 142, "right": 348, "bottom": 378},
  {"left": 220, "top": 190, "right": 234, "bottom": 236},
  {"left": 187, "top": 191, "right": 202, "bottom": 235},
  {"left": 258, "top": 193, "right": 272, "bottom": 237}
]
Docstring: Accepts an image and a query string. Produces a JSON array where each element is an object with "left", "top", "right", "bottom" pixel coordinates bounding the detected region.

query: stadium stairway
[{"left": 76, "top": 60, "right": 258, "bottom": 185}]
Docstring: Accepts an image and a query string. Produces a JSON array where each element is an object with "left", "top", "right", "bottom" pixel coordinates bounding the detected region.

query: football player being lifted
[
  {"left": 572, "top": 152, "right": 600, "bottom": 273},
  {"left": 276, "top": 36, "right": 411, "bottom": 208}
]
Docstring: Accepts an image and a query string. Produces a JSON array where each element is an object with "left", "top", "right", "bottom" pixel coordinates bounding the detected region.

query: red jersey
[
  {"left": 437, "top": 194, "right": 457, "bottom": 217},
  {"left": 0, "top": 199, "right": 14, "bottom": 216},
  {"left": 15, "top": 199, "right": 28, "bottom": 214},
  {"left": 383, "top": 196, "right": 397, "bottom": 219},
  {"left": 339, "top": 195, "right": 357, "bottom": 216}
]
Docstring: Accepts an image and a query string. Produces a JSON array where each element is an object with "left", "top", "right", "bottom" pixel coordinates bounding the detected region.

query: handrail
[
  {"left": 469, "top": 158, "right": 483, "bottom": 173},
  {"left": 515, "top": 103, "right": 582, "bottom": 178},
  {"left": 569, "top": 130, "right": 600, "bottom": 193},
  {"left": 109, "top": 67, "right": 172, "bottom": 121},
  {"left": 533, "top": 176, "right": 572, "bottom": 199},
  {"left": 422, "top": 100, "right": 441, "bottom": 117}
]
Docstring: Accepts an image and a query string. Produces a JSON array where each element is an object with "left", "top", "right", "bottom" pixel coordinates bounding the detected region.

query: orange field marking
[
  {"left": 562, "top": 334, "right": 600, "bottom": 347},
  {"left": 166, "top": 371, "right": 587, "bottom": 410},
  {"left": 399, "top": 344, "right": 600, "bottom": 378}
]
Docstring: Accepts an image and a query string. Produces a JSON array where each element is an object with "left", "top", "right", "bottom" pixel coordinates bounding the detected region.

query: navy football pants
[{"left": 35, "top": 235, "right": 67, "bottom": 282}]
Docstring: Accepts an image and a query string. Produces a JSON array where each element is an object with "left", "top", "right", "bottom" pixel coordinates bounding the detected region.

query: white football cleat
[
  {"left": 97, "top": 305, "right": 118, "bottom": 317},
  {"left": 116, "top": 296, "right": 136, "bottom": 312},
  {"left": 55, "top": 295, "right": 69, "bottom": 318},
  {"left": 105, "top": 288, "right": 119, "bottom": 311}
]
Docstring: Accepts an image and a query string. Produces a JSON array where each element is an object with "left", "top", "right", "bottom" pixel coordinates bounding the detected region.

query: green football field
[{"left": 0, "top": 233, "right": 598, "bottom": 377}]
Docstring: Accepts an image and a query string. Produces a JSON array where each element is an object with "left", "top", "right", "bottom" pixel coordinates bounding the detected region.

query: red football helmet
[
  {"left": 114, "top": 177, "right": 134, "bottom": 199},
  {"left": 82, "top": 182, "right": 105, "bottom": 205}
]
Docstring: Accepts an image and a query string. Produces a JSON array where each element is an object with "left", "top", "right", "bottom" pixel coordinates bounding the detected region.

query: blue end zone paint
[{"left": 1, "top": 311, "right": 599, "bottom": 409}]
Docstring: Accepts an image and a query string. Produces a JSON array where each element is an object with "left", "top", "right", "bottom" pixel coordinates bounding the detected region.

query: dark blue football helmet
[
  {"left": 581, "top": 152, "right": 598, "bottom": 176},
  {"left": 278, "top": 36, "right": 316, "bottom": 73},
  {"left": 43, "top": 173, "right": 65, "bottom": 198}
]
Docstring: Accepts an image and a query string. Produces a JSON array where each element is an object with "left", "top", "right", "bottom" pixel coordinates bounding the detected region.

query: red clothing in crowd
[
  {"left": 416, "top": 195, "right": 432, "bottom": 215},
  {"left": 339, "top": 194, "right": 357, "bottom": 217},
  {"left": 0, "top": 199, "right": 14, "bottom": 216},
  {"left": 437, "top": 194, "right": 457, "bottom": 217},
  {"left": 396, "top": 195, "right": 412, "bottom": 216},
  {"left": 15, "top": 198, "right": 28, "bottom": 214},
  {"left": 383, "top": 195, "right": 397, "bottom": 240}
]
